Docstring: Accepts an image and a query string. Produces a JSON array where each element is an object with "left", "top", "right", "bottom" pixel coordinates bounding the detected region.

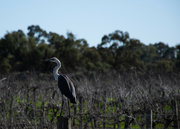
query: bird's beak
[{"left": 44, "top": 59, "right": 51, "bottom": 62}]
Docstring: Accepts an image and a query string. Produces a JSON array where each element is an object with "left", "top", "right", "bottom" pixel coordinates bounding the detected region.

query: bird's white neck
[{"left": 53, "top": 60, "right": 61, "bottom": 81}]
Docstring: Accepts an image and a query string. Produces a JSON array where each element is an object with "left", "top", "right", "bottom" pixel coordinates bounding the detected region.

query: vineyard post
[
  {"left": 33, "top": 87, "right": 36, "bottom": 119},
  {"left": 79, "top": 96, "right": 83, "bottom": 129},
  {"left": 92, "top": 94, "right": 97, "bottom": 128},
  {"left": 57, "top": 116, "right": 71, "bottom": 129},
  {"left": 39, "top": 101, "right": 44, "bottom": 128},
  {"left": 125, "top": 111, "right": 131, "bottom": 129},
  {"left": 113, "top": 118, "right": 116, "bottom": 128},
  {"left": 145, "top": 109, "right": 152, "bottom": 129},
  {"left": 9, "top": 95, "right": 13, "bottom": 129},
  {"left": 146, "top": 81, "right": 152, "bottom": 129},
  {"left": 103, "top": 91, "right": 106, "bottom": 129},
  {"left": 94, "top": 118, "right": 97, "bottom": 128},
  {"left": 172, "top": 100, "right": 179, "bottom": 129}
]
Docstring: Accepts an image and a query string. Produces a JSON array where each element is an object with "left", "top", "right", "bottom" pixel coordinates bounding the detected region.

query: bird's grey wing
[
  {"left": 63, "top": 75, "right": 76, "bottom": 97},
  {"left": 69, "top": 81, "right": 76, "bottom": 97}
]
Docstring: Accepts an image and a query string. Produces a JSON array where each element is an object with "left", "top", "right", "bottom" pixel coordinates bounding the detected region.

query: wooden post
[
  {"left": 94, "top": 118, "right": 97, "bottom": 128},
  {"left": 146, "top": 80, "right": 152, "bottom": 129},
  {"left": 145, "top": 109, "right": 152, "bottom": 129},
  {"left": 172, "top": 100, "right": 179, "bottom": 129},
  {"left": 39, "top": 101, "right": 44, "bottom": 129},
  {"left": 113, "top": 117, "right": 116, "bottom": 129},
  {"left": 8, "top": 95, "right": 13, "bottom": 129},
  {"left": 113, "top": 103, "right": 118, "bottom": 129},
  {"left": 79, "top": 96, "right": 83, "bottom": 129},
  {"left": 125, "top": 111, "right": 131, "bottom": 129},
  {"left": 103, "top": 91, "right": 106, "bottom": 129},
  {"left": 57, "top": 116, "right": 71, "bottom": 129}
]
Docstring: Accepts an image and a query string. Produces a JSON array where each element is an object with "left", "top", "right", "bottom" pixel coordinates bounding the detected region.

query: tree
[
  {"left": 82, "top": 47, "right": 102, "bottom": 71},
  {"left": 98, "top": 30, "right": 130, "bottom": 70},
  {"left": 0, "top": 30, "right": 29, "bottom": 71},
  {"left": 27, "top": 25, "right": 47, "bottom": 44},
  {"left": 154, "top": 42, "right": 176, "bottom": 59},
  {"left": 98, "top": 30, "right": 145, "bottom": 71},
  {"left": 175, "top": 44, "right": 180, "bottom": 70},
  {"left": 48, "top": 32, "right": 89, "bottom": 72}
]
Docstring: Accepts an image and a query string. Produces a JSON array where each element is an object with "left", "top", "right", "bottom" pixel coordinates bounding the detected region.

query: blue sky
[{"left": 0, "top": 0, "right": 180, "bottom": 47}]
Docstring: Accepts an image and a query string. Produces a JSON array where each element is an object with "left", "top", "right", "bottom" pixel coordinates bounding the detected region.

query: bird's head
[{"left": 44, "top": 57, "right": 59, "bottom": 63}]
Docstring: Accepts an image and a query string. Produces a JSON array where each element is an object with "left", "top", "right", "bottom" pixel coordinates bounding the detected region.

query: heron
[{"left": 44, "top": 57, "right": 76, "bottom": 116}]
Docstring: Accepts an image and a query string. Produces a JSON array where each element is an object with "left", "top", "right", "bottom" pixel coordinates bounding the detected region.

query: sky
[{"left": 0, "top": 0, "right": 180, "bottom": 47}]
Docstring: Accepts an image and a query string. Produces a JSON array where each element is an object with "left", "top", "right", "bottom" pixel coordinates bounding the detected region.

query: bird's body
[
  {"left": 58, "top": 74, "right": 76, "bottom": 104},
  {"left": 45, "top": 57, "right": 77, "bottom": 105}
]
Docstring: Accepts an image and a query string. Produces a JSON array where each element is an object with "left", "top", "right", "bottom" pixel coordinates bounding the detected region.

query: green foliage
[
  {"left": 155, "top": 123, "right": 164, "bottom": 128},
  {"left": 164, "top": 105, "right": 172, "bottom": 111},
  {"left": 0, "top": 25, "right": 179, "bottom": 73}
]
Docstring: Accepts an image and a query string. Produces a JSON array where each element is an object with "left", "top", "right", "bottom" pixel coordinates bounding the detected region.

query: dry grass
[{"left": 0, "top": 72, "right": 179, "bottom": 129}]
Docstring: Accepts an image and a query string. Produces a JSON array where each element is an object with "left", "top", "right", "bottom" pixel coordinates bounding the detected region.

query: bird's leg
[
  {"left": 68, "top": 100, "right": 70, "bottom": 117},
  {"left": 60, "top": 94, "right": 64, "bottom": 116}
]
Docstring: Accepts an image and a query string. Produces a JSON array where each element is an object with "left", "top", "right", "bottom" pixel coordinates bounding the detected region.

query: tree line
[{"left": 0, "top": 25, "right": 179, "bottom": 73}]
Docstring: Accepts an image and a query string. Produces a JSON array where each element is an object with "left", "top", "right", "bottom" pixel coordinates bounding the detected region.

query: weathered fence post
[
  {"left": 9, "top": 95, "right": 13, "bottom": 129},
  {"left": 94, "top": 118, "right": 97, "bottom": 128},
  {"left": 125, "top": 111, "right": 131, "bottom": 129},
  {"left": 145, "top": 109, "right": 152, "bottom": 129},
  {"left": 57, "top": 116, "right": 71, "bottom": 129},
  {"left": 39, "top": 101, "right": 44, "bottom": 129},
  {"left": 146, "top": 80, "right": 152, "bottom": 129},
  {"left": 79, "top": 96, "right": 83, "bottom": 129},
  {"left": 103, "top": 91, "right": 107, "bottom": 129},
  {"left": 172, "top": 100, "right": 179, "bottom": 129}
]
